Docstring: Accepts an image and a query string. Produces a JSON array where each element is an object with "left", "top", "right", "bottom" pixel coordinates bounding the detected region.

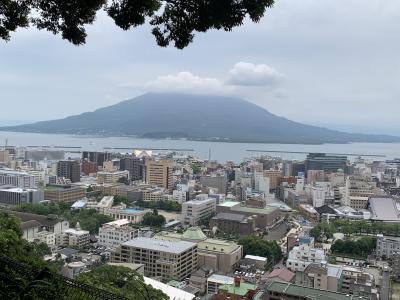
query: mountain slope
[{"left": 2, "top": 93, "right": 399, "bottom": 144}]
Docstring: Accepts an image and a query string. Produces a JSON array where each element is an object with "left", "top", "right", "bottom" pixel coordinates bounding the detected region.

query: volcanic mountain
[{"left": 2, "top": 93, "right": 399, "bottom": 144}]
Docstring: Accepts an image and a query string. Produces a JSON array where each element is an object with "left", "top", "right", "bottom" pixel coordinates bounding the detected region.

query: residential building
[
  {"left": 98, "top": 219, "right": 139, "bottom": 250},
  {"left": 35, "top": 230, "right": 56, "bottom": 245},
  {"left": 56, "top": 227, "right": 90, "bottom": 247},
  {"left": 0, "top": 169, "right": 36, "bottom": 188},
  {"left": 145, "top": 159, "right": 173, "bottom": 191},
  {"left": 264, "top": 268, "right": 295, "bottom": 284},
  {"left": 264, "top": 170, "right": 283, "bottom": 190},
  {"left": 376, "top": 234, "right": 400, "bottom": 258},
  {"left": 286, "top": 244, "right": 327, "bottom": 272},
  {"left": 207, "top": 274, "right": 234, "bottom": 294},
  {"left": 343, "top": 175, "right": 377, "bottom": 210},
  {"left": 217, "top": 277, "right": 257, "bottom": 300},
  {"left": 112, "top": 237, "right": 198, "bottom": 282},
  {"left": 81, "top": 160, "right": 98, "bottom": 175},
  {"left": 97, "top": 170, "right": 129, "bottom": 184},
  {"left": 44, "top": 185, "right": 86, "bottom": 203},
  {"left": 181, "top": 196, "right": 217, "bottom": 225},
  {"left": 57, "top": 160, "right": 81, "bottom": 183},
  {"left": 0, "top": 186, "right": 44, "bottom": 206}
]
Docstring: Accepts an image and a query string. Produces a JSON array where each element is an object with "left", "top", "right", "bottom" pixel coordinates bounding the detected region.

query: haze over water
[{"left": 1, "top": 131, "right": 400, "bottom": 163}]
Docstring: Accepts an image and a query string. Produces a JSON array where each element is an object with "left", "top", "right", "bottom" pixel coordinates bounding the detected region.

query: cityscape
[
  {"left": 2, "top": 0, "right": 400, "bottom": 299},
  {"left": 1, "top": 146, "right": 400, "bottom": 299}
]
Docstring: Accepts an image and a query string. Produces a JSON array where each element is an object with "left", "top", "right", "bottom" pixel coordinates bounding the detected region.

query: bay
[{"left": 1, "top": 131, "right": 400, "bottom": 163}]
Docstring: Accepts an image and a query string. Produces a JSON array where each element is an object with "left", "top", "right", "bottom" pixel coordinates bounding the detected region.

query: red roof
[{"left": 266, "top": 268, "right": 295, "bottom": 282}]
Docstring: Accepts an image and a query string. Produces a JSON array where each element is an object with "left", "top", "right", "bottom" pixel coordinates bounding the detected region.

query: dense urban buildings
[
  {"left": 57, "top": 160, "right": 80, "bottom": 183},
  {"left": 145, "top": 159, "right": 173, "bottom": 191}
]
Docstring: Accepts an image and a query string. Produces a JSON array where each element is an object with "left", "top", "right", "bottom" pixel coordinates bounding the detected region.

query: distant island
[{"left": 1, "top": 93, "right": 400, "bottom": 144}]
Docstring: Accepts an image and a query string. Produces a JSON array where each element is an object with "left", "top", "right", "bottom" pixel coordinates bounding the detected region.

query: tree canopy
[
  {"left": 77, "top": 265, "right": 168, "bottom": 300},
  {"left": 330, "top": 237, "right": 376, "bottom": 259},
  {"left": 238, "top": 235, "right": 282, "bottom": 265},
  {"left": 0, "top": 0, "right": 275, "bottom": 48},
  {"left": 141, "top": 209, "right": 166, "bottom": 227}
]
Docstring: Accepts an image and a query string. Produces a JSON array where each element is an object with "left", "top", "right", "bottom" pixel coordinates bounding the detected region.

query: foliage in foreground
[
  {"left": 0, "top": 1, "right": 275, "bottom": 48},
  {"left": 77, "top": 265, "right": 168, "bottom": 300}
]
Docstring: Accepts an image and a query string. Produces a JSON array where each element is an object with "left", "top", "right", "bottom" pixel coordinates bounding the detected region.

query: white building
[
  {"left": 35, "top": 230, "right": 56, "bottom": 245},
  {"left": 181, "top": 196, "right": 217, "bottom": 226},
  {"left": 104, "top": 206, "right": 150, "bottom": 223},
  {"left": 56, "top": 227, "right": 90, "bottom": 247},
  {"left": 98, "top": 219, "right": 139, "bottom": 250},
  {"left": 0, "top": 169, "right": 36, "bottom": 188},
  {"left": 286, "top": 244, "right": 327, "bottom": 272},
  {"left": 376, "top": 234, "right": 400, "bottom": 258}
]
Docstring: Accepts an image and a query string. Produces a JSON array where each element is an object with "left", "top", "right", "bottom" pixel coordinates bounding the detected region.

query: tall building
[
  {"left": 112, "top": 237, "right": 198, "bottom": 282},
  {"left": 305, "top": 153, "right": 348, "bottom": 174},
  {"left": 181, "top": 196, "right": 217, "bottom": 225},
  {"left": 44, "top": 185, "right": 86, "bottom": 203},
  {"left": 145, "top": 160, "right": 173, "bottom": 191},
  {"left": 82, "top": 151, "right": 112, "bottom": 167},
  {"left": 343, "top": 174, "right": 377, "bottom": 209},
  {"left": 57, "top": 160, "right": 80, "bottom": 183},
  {"left": 81, "top": 160, "right": 98, "bottom": 175},
  {"left": 120, "top": 157, "right": 144, "bottom": 181},
  {"left": 200, "top": 174, "right": 227, "bottom": 194}
]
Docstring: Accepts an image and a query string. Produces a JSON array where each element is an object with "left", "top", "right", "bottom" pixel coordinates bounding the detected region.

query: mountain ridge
[{"left": 1, "top": 92, "right": 399, "bottom": 144}]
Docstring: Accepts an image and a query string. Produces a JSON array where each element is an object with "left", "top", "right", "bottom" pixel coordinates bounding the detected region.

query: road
[{"left": 381, "top": 267, "right": 390, "bottom": 300}]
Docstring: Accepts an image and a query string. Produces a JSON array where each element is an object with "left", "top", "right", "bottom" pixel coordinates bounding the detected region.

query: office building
[
  {"left": 112, "top": 237, "right": 198, "bottom": 282},
  {"left": 57, "top": 160, "right": 81, "bottom": 183},
  {"left": 98, "top": 219, "right": 139, "bottom": 250},
  {"left": 200, "top": 174, "right": 227, "bottom": 194},
  {"left": 44, "top": 185, "right": 86, "bottom": 203},
  {"left": 154, "top": 227, "right": 243, "bottom": 274},
  {"left": 97, "top": 170, "right": 129, "bottom": 184},
  {"left": 181, "top": 196, "right": 217, "bottom": 226},
  {"left": 120, "top": 157, "right": 144, "bottom": 181},
  {"left": 210, "top": 212, "right": 256, "bottom": 236},
  {"left": 305, "top": 153, "right": 348, "bottom": 174},
  {"left": 376, "top": 234, "right": 400, "bottom": 258},
  {"left": 82, "top": 151, "right": 112, "bottom": 167},
  {"left": 217, "top": 201, "right": 280, "bottom": 229},
  {"left": 0, "top": 186, "right": 44, "bottom": 206},
  {"left": 0, "top": 169, "right": 36, "bottom": 188},
  {"left": 145, "top": 159, "right": 173, "bottom": 191},
  {"left": 344, "top": 175, "right": 377, "bottom": 210}
]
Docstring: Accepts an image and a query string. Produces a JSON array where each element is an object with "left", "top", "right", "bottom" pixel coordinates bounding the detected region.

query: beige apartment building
[
  {"left": 97, "top": 170, "right": 129, "bottom": 184},
  {"left": 145, "top": 160, "right": 173, "bottom": 191},
  {"left": 112, "top": 237, "right": 197, "bottom": 282},
  {"left": 44, "top": 185, "right": 86, "bottom": 203}
]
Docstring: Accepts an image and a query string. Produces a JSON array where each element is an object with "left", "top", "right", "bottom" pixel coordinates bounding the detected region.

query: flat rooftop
[{"left": 122, "top": 237, "right": 196, "bottom": 254}]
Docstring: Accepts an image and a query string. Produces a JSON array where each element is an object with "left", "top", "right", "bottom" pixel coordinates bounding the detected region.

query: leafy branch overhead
[{"left": 0, "top": 0, "right": 275, "bottom": 48}]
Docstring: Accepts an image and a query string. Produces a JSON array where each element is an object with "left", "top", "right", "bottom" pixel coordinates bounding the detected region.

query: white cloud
[
  {"left": 145, "top": 71, "right": 234, "bottom": 95},
  {"left": 226, "top": 62, "right": 283, "bottom": 86}
]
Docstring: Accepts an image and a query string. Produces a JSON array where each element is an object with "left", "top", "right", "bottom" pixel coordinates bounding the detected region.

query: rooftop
[
  {"left": 122, "top": 237, "right": 196, "bottom": 254},
  {"left": 144, "top": 277, "right": 194, "bottom": 300},
  {"left": 266, "top": 281, "right": 370, "bottom": 300},
  {"left": 207, "top": 274, "right": 234, "bottom": 285},
  {"left": 182, "top": 227, "right": 207, "bottom": 241},
  {"left": 266, "top": 268, "right": 295, "bottom": 282},
  {"left": 369, "top": 196, "right": 400, "bottom": 222},
  {"left": 218, "top": 282, "right": 257, "bottom": 296},
  {"left": 218, "top": 201, "right": 240, "bottom": 208},
  {"left": 213, "top": 212, "right": 247, "bottom": 222}
]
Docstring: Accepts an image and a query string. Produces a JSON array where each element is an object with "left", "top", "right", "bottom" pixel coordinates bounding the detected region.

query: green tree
[
  {"left": 142, "top": 210, "right": 166, "bottom": 227},
  {"left": 238, "top": 235, "right": 282, "bottom": 265},
  {"left": 0, "top": 1, "right": 274, "bottom": 48},
  {"left": 77, "top": 265, "right": 168, "bottom": 300}
]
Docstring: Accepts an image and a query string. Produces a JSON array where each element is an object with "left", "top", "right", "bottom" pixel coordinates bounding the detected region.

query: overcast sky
[{"left": 1, "top": 0, "right": 400, "bottom": 135}]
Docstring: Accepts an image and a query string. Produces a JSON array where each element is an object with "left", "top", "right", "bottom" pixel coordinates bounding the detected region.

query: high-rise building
[
  {"left": 81, "top": 160, "right": 98, "bottom": 175},
  {"left": 200, "top": 173, "right": 227, "bottom": 194},
  {"left": 120, "top": 157, "right": 144, "bottom": 181},
  {"left": 57, "top": 160, "right": 80, "bottom": 183},
  {"left": 82, "top": 151, "right": 112, "bottom": 167},
  {"left": 145, "top": 160, "right": 173, "bottom": 191},
  {"left": 305, "top": 153, "right": 348, "bottom": 174}
]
